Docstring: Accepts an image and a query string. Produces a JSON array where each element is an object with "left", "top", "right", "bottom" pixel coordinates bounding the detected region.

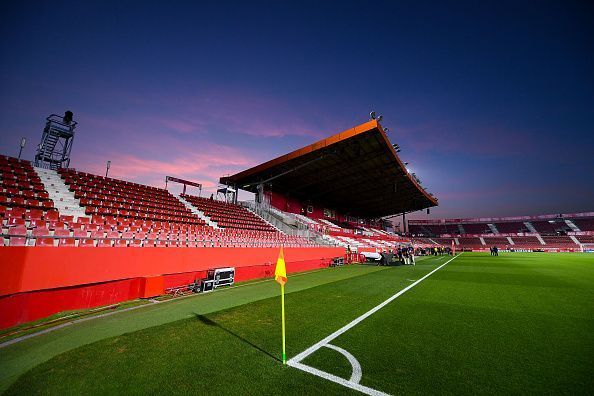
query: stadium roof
[{"left": 220, "top": 120, "right": 438, "bottom": 218}]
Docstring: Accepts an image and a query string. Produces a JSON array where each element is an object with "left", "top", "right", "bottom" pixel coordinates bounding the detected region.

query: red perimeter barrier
[{"left": 0, "top": 247, "right": 343, "bottom": 329}]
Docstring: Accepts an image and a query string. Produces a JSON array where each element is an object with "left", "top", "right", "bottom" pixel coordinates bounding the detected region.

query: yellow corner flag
[
  {"left": 274, "top": 246, "right": 287, "bottom": 364},
  {"left": 275, "top": 246, "right": 287, "bottom": 285}
]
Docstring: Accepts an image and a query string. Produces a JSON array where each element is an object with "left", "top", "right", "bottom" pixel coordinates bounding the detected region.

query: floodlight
[
  {"left": 18, "top": 137, "right": 26, "bottom": 159},
  {"left": 377, "top": 115, "right": 383, "bottom": 122},
  {"left": 369, "top": 111, "right": 376, "bottom": 120},
  {"left": 383, "top": 127, "right": 389, "bottom": 133}
]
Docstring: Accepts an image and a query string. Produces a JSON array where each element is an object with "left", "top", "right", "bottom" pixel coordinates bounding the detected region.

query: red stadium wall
[
  {"left": 268, "top": 191, "right": 354, "bottom": 222},
  {"left": 0, "top": 247, "right": 343, "bottom": 329}
]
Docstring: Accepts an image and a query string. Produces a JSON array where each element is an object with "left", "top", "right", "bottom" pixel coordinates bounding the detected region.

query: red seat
[
  {"left": 59, "top": 215, "right": 74, "bottom": 223},
  {"left": 129, "top": 239, "right": 143, "bottom": 247},
  {"left": 45, "top": 211, "right": 59, "bottom": 221},
  {"left": 59, "top": 238, "right": 76, "bottom": 247},
  {"left": 90, "top": 230, "right": 105, "bottom": 239},
  {"left": 32, "top": 227, "right": 51, "bottom": 237},
  {"left": 79, "top": 238, "right": 96, "bottom": 247},
  {"left": 6, "top": 217, "right": 26, "bottom": 227},
  {"left": 73, "top": 229, "right": 88, "bottom": 238},
  {"left": 8, "top": 237, "right": 26, "bottom": 246},
  {"left": 37, "top": 237, "right": 55, "bottom": 247},
  {"left": 54, "top": 229, "right": 71, "bottom": 238},
  {"left": 114, "top": 240, "right": 128, "bottom": 247},
  {"left": 97, "top": 239, "right": 112, "bottom": 247},
  {"left": 8, "top": 225, "right": 27, "bottom": 236}
]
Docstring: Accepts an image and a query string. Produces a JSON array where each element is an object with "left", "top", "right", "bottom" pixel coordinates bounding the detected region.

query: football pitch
[{"left": 1, "top": 252, "right": 593, "bottom": 395}]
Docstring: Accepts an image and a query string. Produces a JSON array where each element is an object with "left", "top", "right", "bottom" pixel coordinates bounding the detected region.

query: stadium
[{"left": 1, "top": 2, "right": 593, "bottom": 396}]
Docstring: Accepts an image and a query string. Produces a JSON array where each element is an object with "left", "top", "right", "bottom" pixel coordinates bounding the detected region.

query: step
[
  {"left": 506, "top": 236, "right": 515, "bottom": 246},
  {"left": 564, "top": 220, "right": 581, "bottom": 232},
  {"left": 34, "top": 167, "right": 89, "bottom": 221},
  {"left": 243, "top": 206, "right": 282, "bottom": 233},
  {"left": 175, "top": 195, "right": 218, "bottom": 229},
  {"left": 524, "top": 221, "right": 538, "bottom": 233}
]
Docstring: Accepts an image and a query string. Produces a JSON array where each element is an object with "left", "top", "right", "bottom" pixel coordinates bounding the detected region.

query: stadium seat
[
  {"left": 37, "top": 237, "right": 56, "bottom": 247},
  {"left": 97, "top": 239, "right": 112, "bottom": 247},
  {"left": 79, "top": 238, "right": 96, "bottom": 247},
  {"left": 59, "top": 238, "right": 76, "bottom": 247},
  {"left": 8, "top": 237, "right": 26, "bottom": 246}
]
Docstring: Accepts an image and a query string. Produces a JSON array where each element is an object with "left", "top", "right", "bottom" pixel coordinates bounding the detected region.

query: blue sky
[{"left": 1, "top": 0, "right": 592, "bottom": 218}]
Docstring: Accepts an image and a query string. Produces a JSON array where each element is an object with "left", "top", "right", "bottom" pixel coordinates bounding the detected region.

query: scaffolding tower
[{"left": 34, "top": 111, "right": 77, "bottom": 169}]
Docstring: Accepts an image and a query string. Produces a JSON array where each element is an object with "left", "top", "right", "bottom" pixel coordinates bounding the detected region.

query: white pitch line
[
  {"left": 289, "top": 361, "right": 390, "bottom": 396},
  {"left": 324, "top": 343, "right": 362, "bottom": 383},
  {"left": 287, "top": 254, "right": 462, "bottom": 394}
]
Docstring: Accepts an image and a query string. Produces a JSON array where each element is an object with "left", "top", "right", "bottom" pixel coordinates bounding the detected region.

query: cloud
[{"left": 69, "top": 139, "right": 260, "bottom": 194}]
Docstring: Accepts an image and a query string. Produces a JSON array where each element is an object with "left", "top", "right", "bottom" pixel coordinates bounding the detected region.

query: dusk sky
[{"left": 1, "top": 1, "right": 592, "bottom": 219}]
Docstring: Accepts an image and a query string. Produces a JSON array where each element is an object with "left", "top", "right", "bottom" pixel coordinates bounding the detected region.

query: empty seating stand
[
  {"left": 182, "top": 194, "right": 276, "bottom": 232},
  {"left": 59, "top": 168, "right": 203, "bottom": 226},
  {"left": 0, "top": 156, "right": 58, "bottom": 246},
  {"left": 1, "top": 159, "right": 320, "bottom": 248}
]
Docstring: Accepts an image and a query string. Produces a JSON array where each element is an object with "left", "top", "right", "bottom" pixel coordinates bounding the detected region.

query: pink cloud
[{"left": 70, "top": 141, "right": 262, "bottom": 195}]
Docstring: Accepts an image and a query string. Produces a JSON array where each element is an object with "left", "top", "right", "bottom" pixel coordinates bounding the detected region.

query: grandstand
[
  {"left": 0, "top": 118, "right": 438, "bottom": 329},
  {"left": 409, "top": 212, "right": 594, "bottom": 251}
]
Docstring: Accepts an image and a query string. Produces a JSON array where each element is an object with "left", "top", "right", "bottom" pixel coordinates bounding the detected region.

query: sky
[{"left": 1, "top": 0, "right": 593, "bottom": 219}]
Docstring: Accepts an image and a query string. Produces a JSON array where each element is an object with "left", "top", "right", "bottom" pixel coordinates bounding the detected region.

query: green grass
[{"left": 2, "top": 253, "right": 593, "bottom": 395}]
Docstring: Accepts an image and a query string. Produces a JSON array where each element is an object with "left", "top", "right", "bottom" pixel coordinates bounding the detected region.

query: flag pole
[
  {"left": 274, "top": 246, "right": 287, "bottom": 365},
  {"left": 281, "top": 283, "right": 286, "bottom": 364}
]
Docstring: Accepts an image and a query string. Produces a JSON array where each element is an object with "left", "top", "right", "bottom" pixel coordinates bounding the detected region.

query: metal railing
[{"left": 240, "top": 201, "right": 336, "bottom": 246}]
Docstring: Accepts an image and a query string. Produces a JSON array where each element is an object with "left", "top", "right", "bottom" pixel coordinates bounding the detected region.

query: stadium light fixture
[
  {"left": 404, "top": 162, "right": 409, "bottom": 165},
  {"left": 383, "top": 127, "right": 389, "bottom": 133},
  {"left": 105, "top": 160, "right": 111, "bottom": 177},
  {"left": 18, "top": 137, "right": 26, "bottom": 159},
  {"left": 377, "top": 115, "right": 383, "bottom": 122},
  {"left": 369, "top": 111, "right": 376, "bottom": 120}
]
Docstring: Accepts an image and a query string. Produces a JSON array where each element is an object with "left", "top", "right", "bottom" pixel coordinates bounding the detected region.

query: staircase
[
  {"left": 240, "top": 201, "right": 332, "bottom": 246},
  {"left": 506, "top": 236, "right": 515, "bottom": 245},
  {"left": 524, "top": 221, "right": 538, "bottom": 233},
  {"left": 535, "top": 234, "right": 546, "bottom": 245},
  {"left": 40, "top": 135, "right": 60, "bottom": 169},
  {"left": 479, "top": 236, "right": 486, "bottom": 246},
  {"left": 457, "top": 224, "right": 465, "bottom": 234},
  {"left": 454, "top": 237, "right": 459, "bottom": 245},
  {"left": 488, "top": 223, "right": 499, "bottom": 233},
  {"left": 569, "top": 235, "right": 581, "bottom": 246},
  {"left": 176, "top": 194, "right": 218, "bottom": 228},
  {"left": 244, "top": 206, "right": 282, "bottom": 232},
  {"left": 564, "top": 220, "right": 581, "bottom": 232},
  {"left": 34, "top": 168, "right": 88, "bottom": 220}
]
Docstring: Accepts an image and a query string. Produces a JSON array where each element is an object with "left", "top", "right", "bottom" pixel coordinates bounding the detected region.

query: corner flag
[
  {"left": 275, "top": 246, "right": 287, "bottom": 285},
  {"left": 274, "top": 247, "right": 287, "bottom": 364}
]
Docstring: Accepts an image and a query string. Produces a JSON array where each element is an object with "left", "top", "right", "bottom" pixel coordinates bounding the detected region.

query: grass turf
[
  {"left": 0, "top": 264, "right": 386, "bottom": 393},
  {"left": 3, "top": 253, "right": 594, "bottom": 395}
]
